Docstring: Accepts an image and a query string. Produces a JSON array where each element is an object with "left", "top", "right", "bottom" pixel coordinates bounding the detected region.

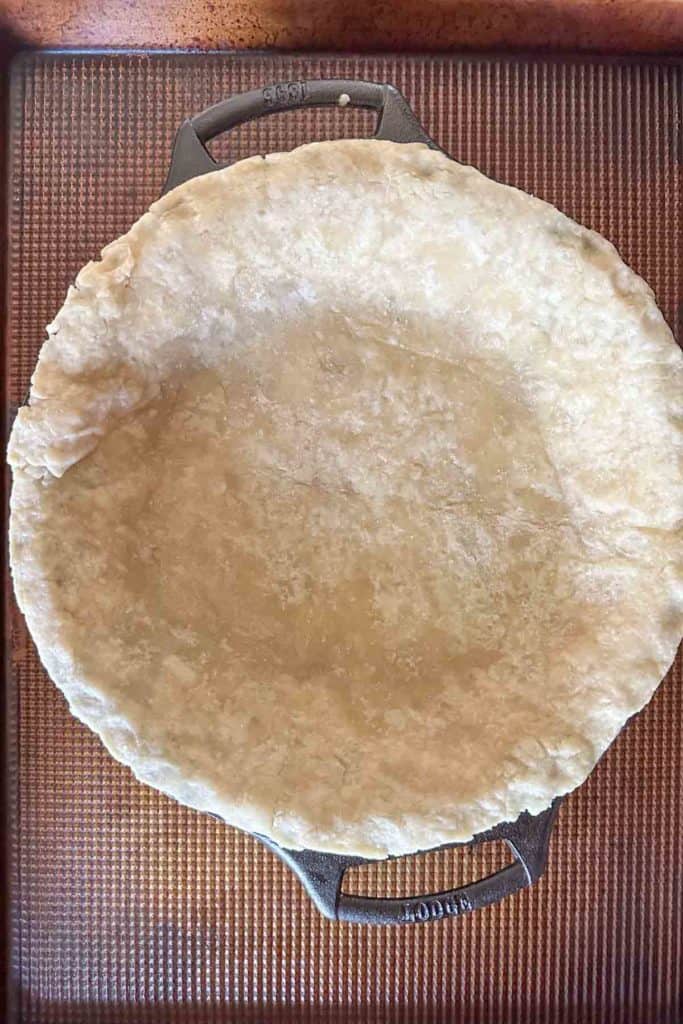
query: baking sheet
[{"left": 4, "top": 50, "right": 682, "bottom": 1023}]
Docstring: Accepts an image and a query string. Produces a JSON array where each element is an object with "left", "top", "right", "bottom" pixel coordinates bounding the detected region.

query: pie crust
[{"left": 9, "top": 141, "right": 683, "bottom": 856}]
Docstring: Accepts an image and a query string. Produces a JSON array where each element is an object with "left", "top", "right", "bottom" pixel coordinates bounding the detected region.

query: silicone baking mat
[{"left": 4, "top": 50, "right": 682, "bottom": 1024}]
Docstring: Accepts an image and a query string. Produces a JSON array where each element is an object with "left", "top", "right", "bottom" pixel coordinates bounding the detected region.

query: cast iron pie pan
[{"left": 163, "top": 78, "right": 562, "bottom": 926}]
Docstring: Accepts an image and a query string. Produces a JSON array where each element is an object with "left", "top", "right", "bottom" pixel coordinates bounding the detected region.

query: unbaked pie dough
[{"left": 9, "top": 140, "right": 683, "bottom": 856}]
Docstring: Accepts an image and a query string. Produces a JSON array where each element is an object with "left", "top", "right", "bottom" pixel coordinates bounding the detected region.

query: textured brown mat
[{"left": 4, "top": 50, "right": 682, "bottom": 1024}]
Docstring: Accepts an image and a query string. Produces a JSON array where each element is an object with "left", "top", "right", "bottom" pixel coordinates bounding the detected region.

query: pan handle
[
  {"left": 257, "top": 800, "right": 561, "bottom": 925},
  {"left": 163, "top": 79, "right": 439, "bottom": 193}
]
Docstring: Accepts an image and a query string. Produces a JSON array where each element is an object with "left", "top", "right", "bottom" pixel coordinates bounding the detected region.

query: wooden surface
[{"left": 2, "top": 0, "right": 683, "bottom": 52}]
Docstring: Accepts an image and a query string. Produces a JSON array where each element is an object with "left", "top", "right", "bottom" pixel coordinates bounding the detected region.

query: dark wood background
[{"left": 2, "top": 0, "right": 683, "bottom": 52}]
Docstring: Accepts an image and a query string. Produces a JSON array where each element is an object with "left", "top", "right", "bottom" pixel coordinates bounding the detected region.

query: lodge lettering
[{"left": 402, "top": 893, "right": 472, "bottom": 923}]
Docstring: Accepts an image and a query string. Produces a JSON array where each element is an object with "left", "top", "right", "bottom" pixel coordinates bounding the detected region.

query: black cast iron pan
[{"left": 163, "top": 79, "right": 562, "bottom": 925}]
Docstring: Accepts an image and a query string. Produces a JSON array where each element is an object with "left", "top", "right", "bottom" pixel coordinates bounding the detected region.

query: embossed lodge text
[{"left": 402, "top": 893, "right": 473, "bottom": 923}]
